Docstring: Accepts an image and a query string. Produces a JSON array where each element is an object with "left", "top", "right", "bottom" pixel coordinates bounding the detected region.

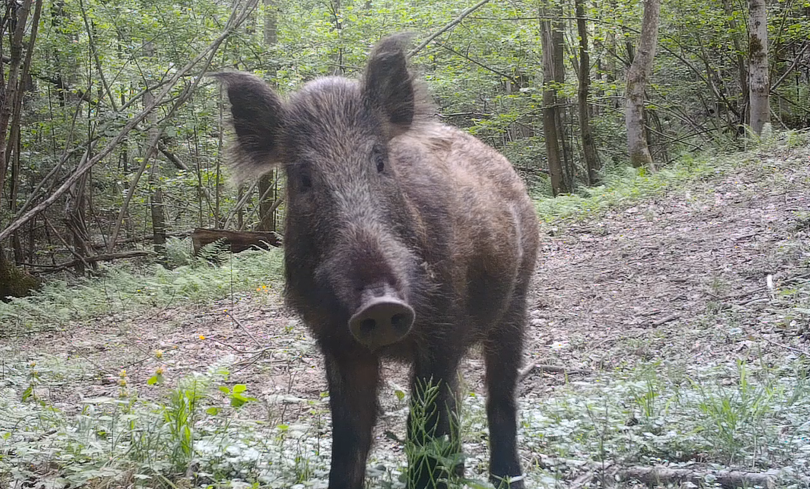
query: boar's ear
[
  {"left": 363, "top": 34, "right": 418, "bottom": 135},
  {"left": 213, "top": 71, "right": 285, "bottom": 179}
]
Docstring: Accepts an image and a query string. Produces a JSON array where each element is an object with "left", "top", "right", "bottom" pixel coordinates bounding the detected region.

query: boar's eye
[
  {"left": 300, "top": 174, "right": 312, "bottom": 190},
  {"left": 373, "top": 145, "right": 385, "bottom": 173}
]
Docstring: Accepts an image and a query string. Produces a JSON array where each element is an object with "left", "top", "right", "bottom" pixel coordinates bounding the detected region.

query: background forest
[
  {"left": 0, "top": 0, "right": 807, "bottom": 283},
  {"left": 1, "top": 0, "right": 810, "bottom": 488}
]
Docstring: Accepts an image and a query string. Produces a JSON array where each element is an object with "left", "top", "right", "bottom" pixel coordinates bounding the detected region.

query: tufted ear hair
[
  {"left": 213, "top": 71, "right": 285, "bottom": 180},
  {"left": 362, "top": 33, "right": 421, "bottom": 137}
]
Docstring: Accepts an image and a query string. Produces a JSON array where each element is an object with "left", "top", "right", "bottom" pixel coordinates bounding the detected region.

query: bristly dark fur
[{"left": 213, "top": 33, "right": 434, "bottom": 182}]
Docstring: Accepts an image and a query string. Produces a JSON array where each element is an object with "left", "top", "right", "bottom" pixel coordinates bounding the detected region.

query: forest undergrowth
[{"left": 1, "top": 131, "right": 810, "bottom": 488}]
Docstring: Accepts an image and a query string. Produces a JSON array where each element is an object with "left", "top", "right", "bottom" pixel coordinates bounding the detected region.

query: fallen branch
[
  {"left": 519, "top": 363, "right": 590, "bottom": 381},
  {"left": 34, "top": 250, "right": 151, "bottom": 273},
  {"left": 620, "top": 465, "right": 778, "bottom": 489},
  {"left": 651, "top": 314, "right": 679, "bottom": 326}
]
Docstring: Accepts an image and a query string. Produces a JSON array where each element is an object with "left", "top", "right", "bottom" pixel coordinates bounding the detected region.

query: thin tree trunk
[
  {"left": 65, "top": 173, "right": 90, "bottom": 275},
  {"left": 723, "top": 0, "right": 748, "bottom": 129},
  {"left": 0, "top": 0, "right": 33, "bottom": 207},
  {"left": 257, "top": 0, "right": 278, "bottom": 231},
  {"left": 0, "top": 0, "right": 36, "bottom": 278},
  {"left": 576, "top": 0, "right": 601, "bottom": 185},
  {"left": 144, "top": 42, "right": 166, "bottom": 262},
  {"left": 553, "top": 3, "right": 573, "bottom": 190},
  {"left": 625, "top": 0, "right": 661, "bottom": 169},
  {"left": 748, "top": 0, "right": 769, "bottom": 135},
  {"left": 541, "top": 0, "right": 570, "bottom": 196}
]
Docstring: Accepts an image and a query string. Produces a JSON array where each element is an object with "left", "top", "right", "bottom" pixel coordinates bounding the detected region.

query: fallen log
[
  {"left": 191, "top": 228, "right": 281, "bottom": 255},
  {"left": 27, "top": 250, "right": 151, "bottom": 274},
  {"left": 620, "top": 465, "right": 778, "bottom": 489}
]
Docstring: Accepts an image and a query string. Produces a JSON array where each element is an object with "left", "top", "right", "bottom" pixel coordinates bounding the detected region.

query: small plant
[
  {"left": 692, "top": 361, "right": 778, "bottom": 464},
  {"left": 405, "top": 378, "right": 466, "bottom": 488},
  {"left": 218, "top": 384, "right": 258, "bottom": 409}
]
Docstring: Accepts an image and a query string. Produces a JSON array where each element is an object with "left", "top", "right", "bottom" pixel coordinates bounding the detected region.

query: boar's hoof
[{"left": 349, "top": 296, "right": 414, "bottom": 349}]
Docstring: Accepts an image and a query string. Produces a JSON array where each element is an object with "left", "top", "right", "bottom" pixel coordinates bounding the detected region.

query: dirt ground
[{"left": 2, "top": 143, "right": 809, "bottom": 485}]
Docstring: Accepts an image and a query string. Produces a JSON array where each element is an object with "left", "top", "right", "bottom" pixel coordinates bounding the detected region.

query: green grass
[
  {"left": 530, "top": 127, "right": 810, "bottom": 223},
  {"left": 0, "top": 239, "right": 284, "bottom": 336}
]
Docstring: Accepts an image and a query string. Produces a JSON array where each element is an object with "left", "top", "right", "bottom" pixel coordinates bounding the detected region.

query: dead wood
[
  {"left": 519, "top": 363, "right": 590, "bottom": 381},
  {"left": 29, "top": 250, "right": 151, "bottom": 274},
  {"left": 620, "top": 465, "right": 778, "bottom": 489},
  {"left": 191, "top": 228, "right": 281, "bottom": 255}
]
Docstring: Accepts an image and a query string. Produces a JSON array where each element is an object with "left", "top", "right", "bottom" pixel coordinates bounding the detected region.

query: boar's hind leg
[
  {"left": 484, "top": 288, "right": 528, "bottom": 489},
  {"left": 324, "top": 351, "right": 380, "bottom": 489},
  {"left": 406, "top": 353, "right": 464, "bottom": 489}
]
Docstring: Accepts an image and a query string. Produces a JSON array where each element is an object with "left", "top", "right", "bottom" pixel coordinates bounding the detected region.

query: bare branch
[
  {"left": 408, "top": 0, "right": 492, "bottom": 58},
  {"left": 0, "top": 0, "right": 259, "bottom": 244}
]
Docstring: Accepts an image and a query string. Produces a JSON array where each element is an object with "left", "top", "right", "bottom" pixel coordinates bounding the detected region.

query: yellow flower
[
  {"left": 119, "top": 369, "right": 127, "bottom": 378},
  {"left": 155, "top": 350, "right": 164, "bottom": 359},
  {"left": 156, "top": 366, "right": 165, "bottom": 375},
  {"left": 199, "top": 335, "right": 206, "bottom": 340},
  {"left": 119, "top": 378, "right": 128, "bottom": 387},
  {"left": 29, "top": 361, "right": 36, "bottom": 368}
]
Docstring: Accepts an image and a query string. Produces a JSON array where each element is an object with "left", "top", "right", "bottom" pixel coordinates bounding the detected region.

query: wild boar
[{"left": 216, "top": 33, "right": 539, "bottom": 489}]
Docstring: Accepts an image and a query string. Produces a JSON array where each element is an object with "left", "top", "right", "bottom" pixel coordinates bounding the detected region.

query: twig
[
  {"left": 223, "top": 311, "right": 263, "bottom": 348},
  {"left": 759, "top": 336, "right": 809, "bottom": 356},
  {"left": 651, "top": 314, "right": 679, "bottom": 327},
  {"left": 408, "top": 0, "right": 492, "bottom": 58},
  {"left": 519, "top": 363, "right": 590, "bottom": 381},
  {"left": 620, "top": 465, "right": 778, "bottom": 489},
  {"left": 770, "top": 43, "right": 810, "bottom": 92}
]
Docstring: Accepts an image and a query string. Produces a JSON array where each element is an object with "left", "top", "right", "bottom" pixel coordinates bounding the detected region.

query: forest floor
[{"left": 2, "top": 137, "right": 810, "bottom": 488}]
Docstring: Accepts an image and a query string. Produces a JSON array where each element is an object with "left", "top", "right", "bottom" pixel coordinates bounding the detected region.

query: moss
[{"left": 0, "top": 255, "right": 41, "bottom": 301}]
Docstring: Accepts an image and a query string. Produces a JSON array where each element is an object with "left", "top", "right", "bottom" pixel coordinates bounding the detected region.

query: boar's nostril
[
  {"left": 391, "top": 313, "right": 409, "bottom": 331},
  {"left": 360, "top": 318, "right": 377, "bottom": 334}
]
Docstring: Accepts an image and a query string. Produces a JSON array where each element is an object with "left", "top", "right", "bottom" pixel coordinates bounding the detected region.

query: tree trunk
[
  {"left": 540, "top": 0, "right": 571, "bottom": 196},
  {"left": 257, "top": 0, "right": 278, "bottom": 231},
  {"left": 65, "top": 173, "right": 90, "bottom": 275},
  {"left": 552, "top": 2, "right": 573, "bottom": 189},
  {"left": 0, "top": 0, "right": 33, "bottom": 206},
  {"left": 144, "top": 42, "right": 166, "bottom": 262},
  {"left": 748, "top": 0, "right": 769, "bottom": 135},
  {"left": 723, "top": 0, "right": 748, "bottom": 129},
  {"left": 576, "top": 0, "right": 601, "bottom": 185},
  {"left": 625, "top": 0, "right": 661, "bottom": 169}
]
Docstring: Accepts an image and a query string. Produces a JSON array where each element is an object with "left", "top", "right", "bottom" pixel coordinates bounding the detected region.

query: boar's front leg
[
  {"left": 406, "top": 352, "right": 464, "bottom": 489},
  {"left": 324, "top": 350, "right": 380, "bottom": 489},
  {"left": 483, "top": 297, "right": 527, "bottom": 489}
]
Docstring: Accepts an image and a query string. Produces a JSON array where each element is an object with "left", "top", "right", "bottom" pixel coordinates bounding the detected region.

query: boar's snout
[{"left": 349, "top": 284, "right": 415, "bottom": 350}]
